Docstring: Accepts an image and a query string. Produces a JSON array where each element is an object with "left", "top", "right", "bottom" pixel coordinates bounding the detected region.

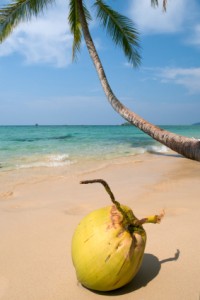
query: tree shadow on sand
[
  {"left": 147, "top": 151, "right": 182, "bottom": 158},
  {"left": 89, "top": 249, "right": 180, "bottom": 296}
]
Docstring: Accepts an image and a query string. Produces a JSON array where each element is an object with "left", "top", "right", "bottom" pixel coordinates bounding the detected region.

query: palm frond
[
  {"left": 94, "top": 0, "right": 141, "bottom": 67},
  {"left": 0, "top": 0, "right": 55, "bottom": 42},
  {"left": 82, "top": 2, "right": 92, "bottom": 24},
  {"left": 68, "top": 0, "right": 91, "bottom": 61},
  {"left": 151, "top": 0, "right": 167, "bottom": 12},
  {"left": 163, "top": 0, "right": 167, "bottom": 11},
  {"left": 151, "top": 0, "right": 158, "bottom": 8},
  {"left": 69, "top": 0, "right": 81, "bottom": 61}
]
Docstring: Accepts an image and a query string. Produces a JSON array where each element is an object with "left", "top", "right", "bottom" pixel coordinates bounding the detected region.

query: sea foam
[{"left": 16, "top": 153, "right": 74, "bottom": 169}]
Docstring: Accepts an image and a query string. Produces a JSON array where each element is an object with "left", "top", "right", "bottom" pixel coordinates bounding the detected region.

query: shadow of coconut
[{"left": 90, "top": 249, "right": 180, "bottom": 296}]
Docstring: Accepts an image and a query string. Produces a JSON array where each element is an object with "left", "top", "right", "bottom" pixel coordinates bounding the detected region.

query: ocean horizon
[{"left": 0, "top": 124, "right": 199, "bottom": 171}]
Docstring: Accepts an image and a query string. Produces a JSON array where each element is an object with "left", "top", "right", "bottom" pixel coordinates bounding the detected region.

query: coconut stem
[
  {"left": 136, "top": 210, "right": 165, "bottom": 225},
  {"left": 80, "top": 179, "right": 131, "bottom": 224}
]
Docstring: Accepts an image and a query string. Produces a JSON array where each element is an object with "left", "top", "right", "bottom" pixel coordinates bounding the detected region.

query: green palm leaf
[
  {"left": 94, "top": 0, "right": 141, "bottom": 67},
  {"left": 68, "top": 0, "right": 91, "bottom": 61},
  {"left": 0, "top": 0, "right": 55, "bottom": 42}
]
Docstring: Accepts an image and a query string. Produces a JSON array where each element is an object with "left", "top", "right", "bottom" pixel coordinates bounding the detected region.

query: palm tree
[{"left": 0, "top": 0, "right": 200, "bottom": 161}]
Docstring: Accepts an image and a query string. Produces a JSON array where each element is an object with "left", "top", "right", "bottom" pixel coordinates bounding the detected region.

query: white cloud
[
  {"left": 0, "top": 0, "right": 73, "bottom": 67},
  {"left": 153, "top": 67, "right": 200, "bottom": 94},
  {"left": 129, "top": 0, "right": 191, "bottom": 34},
  {"left": 187, "top": 24, "right": 200, "bottom": 47}
]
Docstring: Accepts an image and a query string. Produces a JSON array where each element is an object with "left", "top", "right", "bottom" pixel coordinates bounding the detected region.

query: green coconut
[{"left": 71, "top": 179, "right": 164, "bottom": 292}]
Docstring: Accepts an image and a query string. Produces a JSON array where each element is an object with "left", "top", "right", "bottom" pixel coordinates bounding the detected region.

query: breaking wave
[{"left": 16, "top": 153, "right": 74, "bottom": 169}]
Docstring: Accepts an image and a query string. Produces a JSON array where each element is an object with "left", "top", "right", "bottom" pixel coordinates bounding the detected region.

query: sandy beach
[{"left": 0, "top": 152, "right": 199, "bottom": 300}]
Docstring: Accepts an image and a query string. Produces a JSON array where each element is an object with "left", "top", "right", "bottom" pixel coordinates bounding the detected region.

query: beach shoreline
[{"left": 0, "top": 153, "right": 200, "bottom": 299}]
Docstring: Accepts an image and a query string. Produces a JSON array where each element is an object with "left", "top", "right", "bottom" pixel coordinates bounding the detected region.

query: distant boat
[{"left": 35, "top": 123, "right": 39, "bottom": 127}]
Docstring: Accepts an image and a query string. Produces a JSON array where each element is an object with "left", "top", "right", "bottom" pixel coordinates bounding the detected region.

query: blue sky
[{"left": 0, "top": 0, "right": 200, "bottom": 125}]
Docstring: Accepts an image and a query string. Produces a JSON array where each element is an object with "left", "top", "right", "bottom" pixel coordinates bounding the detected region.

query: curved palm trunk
[{"left": 77, "top": 0, "right": 200, "bottom": 162}]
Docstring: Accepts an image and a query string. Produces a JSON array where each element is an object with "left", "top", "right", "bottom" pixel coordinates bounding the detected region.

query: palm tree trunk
[{"left": 77, "top": 0, "right": 200, "bottom": 162}]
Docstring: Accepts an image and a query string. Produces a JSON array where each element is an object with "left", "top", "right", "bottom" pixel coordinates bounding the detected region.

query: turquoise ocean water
[{"left": 0, "top": 125, "right": 199, "bottom": 171}]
